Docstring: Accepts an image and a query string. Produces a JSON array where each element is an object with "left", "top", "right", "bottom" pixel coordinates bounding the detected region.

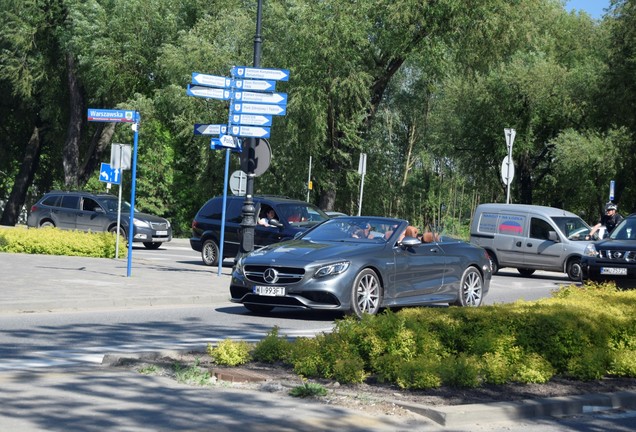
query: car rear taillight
[
  {"left": 30, "top": 205, "right": 38, "bottom": 212},
  {"left": 192, "top": 220, "right": 198, "bottom": 229}
]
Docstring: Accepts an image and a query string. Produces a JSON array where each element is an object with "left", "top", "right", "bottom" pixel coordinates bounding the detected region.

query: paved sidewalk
[{"left": 0, "top": 247, "right": 230, "bottom": 313}]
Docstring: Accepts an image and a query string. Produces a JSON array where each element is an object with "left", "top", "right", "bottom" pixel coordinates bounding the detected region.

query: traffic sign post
[
  {"left": 88, "top": 108, "right": 141, "bottom": 277},
  {"left": 186, "top": 0, "right": 289, "bottom": 264},
  {"left": 99, "top": 162, "right": 122, "bottom": 185},
  {"left": 503, "top": 128, "right": 516, "bottom": 204}
]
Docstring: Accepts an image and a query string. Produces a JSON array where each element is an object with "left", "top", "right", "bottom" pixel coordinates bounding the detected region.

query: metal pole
[
  {"left": 115, "top": 145, "right": 123, "bottom": 259},
  {"left": 306, "top": 155, "right": 312, "bottom": 202},
  {"left": 126, "top": 113, "right": 140, "bottom": 277},
  {"left": 238, "top": 0, "right": 263, "bottom": 258},
  {"left": 218, "top": 149, "right": 231, "bottom": 276}
]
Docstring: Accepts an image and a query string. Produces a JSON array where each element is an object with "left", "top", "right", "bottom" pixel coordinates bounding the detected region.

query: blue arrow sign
[
  {"left": 234, "top": 79, "right": 277, "bottom": 92},
  {"left": 231, "top": 102, "right": 287, "bottom": 116},
  {"left": 99, "top": 162, "right": 122, "bottom": 185},
  {"left": 234, "top": 91, "right": 287, "bottom": 105},
  {"left": 231, "top": 66, "right": 290, "bottom": 82},
  {"left": 191, "top": 73, "right": 231, "bottom": 88},
  {"left": 229, "top": 125, "right": 270, "bottom": 138},
  {"left": 229, "top": 113, "right": 273, "bottom": 127},
  {"left": 88, "top": 109, "right": 136, "bottom": 123},
  {"left": 186, "top": 85, "right": 231, "bottom": 100},
  {"left": 194, "top": 124, "right": 227, "bottom": 135}
]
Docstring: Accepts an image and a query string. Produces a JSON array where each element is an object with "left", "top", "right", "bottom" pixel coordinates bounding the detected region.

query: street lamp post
[{"left": 238, "top": 0, "right": 263, "bottom": 257}]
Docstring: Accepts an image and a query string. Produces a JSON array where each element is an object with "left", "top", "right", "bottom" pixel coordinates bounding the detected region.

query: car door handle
[
  {"left": 429, "top": 247, "right": 439, "bottom": 253},
  {"left": 516, "top": 241, "right": 522, "bottom": 247},
  {"left": 526, "top": 243, "right": 533, "bottom": 247}
]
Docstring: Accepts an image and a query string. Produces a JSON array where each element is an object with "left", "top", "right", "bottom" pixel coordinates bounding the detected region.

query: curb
[{"left": 391, "top": 390, "right": 636, "bottom": 426}]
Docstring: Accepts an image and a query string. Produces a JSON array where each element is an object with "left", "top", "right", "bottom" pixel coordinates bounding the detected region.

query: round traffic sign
[
  {"left": 501, "top": 156, "right": 515, "bottom": 185},
  {"left": 230, "top": 170, "right": 248, "bottom": 196}
]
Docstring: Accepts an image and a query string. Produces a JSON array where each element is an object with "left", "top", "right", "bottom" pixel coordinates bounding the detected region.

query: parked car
[
  {"left": 190, "top": 195, "right": 330, "bottom": 266},
  {"left": 230, "top": 216, "right": 491, "bottom": 317},
  {"left": 27, "top": 191, "right": 172, "bottom": 249},
  {"left": 581, "top": 213, "right": 636, "bottom": 285},
  {"left": 470, "top": 203, "right": 594, "bottom": 280},
  {"left": 325, "top": 211, "right": 347, "bottom": 218}
]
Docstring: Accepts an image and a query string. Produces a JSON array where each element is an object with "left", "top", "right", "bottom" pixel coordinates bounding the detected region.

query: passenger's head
[
  {"left": 404, "top": 226, "right": 418, "bottom": 238},
  {"left": 605, "top": 202, "right": 617, "bottom": 213}
]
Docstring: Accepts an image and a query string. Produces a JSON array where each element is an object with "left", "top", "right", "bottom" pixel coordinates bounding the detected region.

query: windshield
[
  {"left": 551, "top": 216, "right": 591, "bottom": 240},
  {"left": 302, "top": 217, "right": 403, "bottom": 243},
  {"left": 276, "top": 203, "right": 329, "bottom": 226},
  {"left": 610, "top": 217, "right": 636, "bottom": 241}
]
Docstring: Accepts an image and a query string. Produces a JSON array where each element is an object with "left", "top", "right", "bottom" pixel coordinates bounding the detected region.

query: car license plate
[
  {"left": 156, "top": 230, "right": 168, "bottom": 235},
  {"left": 253, "top": 286, "right": 285, "bottom": 296},
  {"left": 600, "top": 267, "right": 627, "bottom": 275}
]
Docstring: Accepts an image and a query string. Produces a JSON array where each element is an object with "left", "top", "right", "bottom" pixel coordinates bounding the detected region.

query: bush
[
  {"left": 0, "top": 226, "right": 125, "bottom": 258},
  {"left": 252, "top": 326, "right": 292, "bottom": 363},
  {"left": 207, "top": 339, "right": 252, "bottom": 366}
]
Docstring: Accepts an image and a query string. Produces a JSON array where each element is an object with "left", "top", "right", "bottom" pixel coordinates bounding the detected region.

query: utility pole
[{"left": 238, "top": 0, "right": 263, "bottom": 257}]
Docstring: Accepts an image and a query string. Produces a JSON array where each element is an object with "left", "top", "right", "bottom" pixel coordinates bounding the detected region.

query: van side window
[{"left": 530, "top": 218, "right": 553, "bottom": 240}]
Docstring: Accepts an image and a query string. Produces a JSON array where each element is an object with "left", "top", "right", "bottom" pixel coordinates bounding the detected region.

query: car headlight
[
  {"left": 315, "top": 261, "right": 350, "bottom": 278},
  {"left": 584, "top": 243, "right": 598, "bottom": 257},
  {"left": 133, "top": 218, "right": 150, "bottom": 228}
]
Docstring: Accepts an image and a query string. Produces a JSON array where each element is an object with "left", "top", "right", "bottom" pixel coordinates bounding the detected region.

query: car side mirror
[
  {"left": 94, "top": 207, "right": 105, "bottom": 213},
  {"left": 400, "top": 237, "right": 420, "bottom": 248},
  {"left": 548, "top": 231, "right": 559, "bottom": 242},
  {"left": 269, "top": 219, "right": 283, "bottom": 228}
]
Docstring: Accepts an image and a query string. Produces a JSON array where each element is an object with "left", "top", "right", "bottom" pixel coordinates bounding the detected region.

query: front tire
[
  {"left": 143, "top": 242, "right": 162, "bottom": 250},
  {"left": 566, "top": 257, "right": 582, "bottom": 281},
  {"left": 350, "top": 268, "right": 382, "bottom": 317},
  {"left": 201, "top": 239, "right": 220, "bottom": 266},
  {"left": 486, "top": 250, "right": 499, "bottom": 274},
  {"left": 453, "top": 266, "right": 484, "bottom": 307}
]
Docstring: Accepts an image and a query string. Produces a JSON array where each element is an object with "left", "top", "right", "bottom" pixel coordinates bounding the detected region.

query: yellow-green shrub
[
  {"left": 0, "top": 226, "right": 126, "bottom": 258},
  {"left": 207, "top": 339, "right": 252, "bottom": 366},
  {"left": 251, "top": 326, "right": 292, "bottom": 363}
]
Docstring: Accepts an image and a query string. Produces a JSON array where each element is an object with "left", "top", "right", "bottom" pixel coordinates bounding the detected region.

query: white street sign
[
  {"left": 230, "top": 114, "right": 272, "bottom": 127},
  {"left": 186, "top": 85, "right": 231, "bottom": 100},
  {"left": 234, "top": 79, "right": 276, "bottom": 92},
  {"left": 191, "top": 73, "right": 231, "bottom": 88},
  {"left": 194, "top": 124, "right": 227, "bottom": 135},
  {"left": 110, "top": 144, "right": 131, "bottom": 170},
  {"left": 229, "top": 125, "right": 270, "bottom": 138},
  {"left": 501, "top": 156, "right": 515, "bottom": 186}
]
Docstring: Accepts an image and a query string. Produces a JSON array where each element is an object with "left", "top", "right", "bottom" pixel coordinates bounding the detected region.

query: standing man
[{"left": 586, "top": 202, "right": 624, "bottom": 240}]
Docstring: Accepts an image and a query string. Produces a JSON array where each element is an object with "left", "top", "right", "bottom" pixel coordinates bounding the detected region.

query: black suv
[
  {"left": 190, "top": 195, "right": 329, "bottom": 265},
  {"left": 581, "top": 212, "right": 636, "bottom": 286},
  {"left": 27, "top": 191, "right": 172, "bottom": 249}
]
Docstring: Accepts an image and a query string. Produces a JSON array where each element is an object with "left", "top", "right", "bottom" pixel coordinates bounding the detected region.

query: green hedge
[
  {"left": 0, "top": 226, "right": 126, "bottom": 258},
  {"left": 251, "top": 282, "right": 636, "bottom": 388}
]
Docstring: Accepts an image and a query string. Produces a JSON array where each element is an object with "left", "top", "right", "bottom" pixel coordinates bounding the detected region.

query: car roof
[{"left": 476, "top": 203, "right": 580, "bottom": 218}]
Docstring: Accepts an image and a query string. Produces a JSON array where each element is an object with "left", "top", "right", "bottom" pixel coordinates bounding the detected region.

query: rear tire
[
  {"left": 143, "top": 242, "right": 162, "bottom": 250},
  {"left": 517, "top": 268, "right": 535, "bottom": 277},
  {"left": 453, "top": 266, "right": 484, "bottom": 307},
  {"left": 40, "top": 220, "right": 55, "bottom": 228},
  {"left": 566, "top": 257, "right": 582, "bottom": 281},
  {"left": 201, "top": 239, "right": 220, "bottom": 266},
  {"left": 486, "top": 251, "right": 499, "bottom": 274}
]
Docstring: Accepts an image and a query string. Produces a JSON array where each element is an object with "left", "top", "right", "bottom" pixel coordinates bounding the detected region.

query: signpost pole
[
  {"left": 126, "top": 113, "right": 140, "bottom": 277},
  {"left": 504, "top": 128, "right": 516, "bottom": 205},
  {"left": 219, "top": 149, "right": 231, "bottom": 277},
  {"left": 239, "top": 0, "right": 263, "bottom": 258}
]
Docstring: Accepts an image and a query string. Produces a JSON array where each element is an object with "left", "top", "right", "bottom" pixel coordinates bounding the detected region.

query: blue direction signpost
[
  {"left": 88, "top": 108, "right": 140, "bottom": 277},
  {"left": 231, "top": 66, "right": 290, "bottom": 82},
  {"left": 194, "top": 124, "right": 228, "bottom": 135},
  {"left": 187, "top": 61, "right": 289, "bottom": 275},
  {"left": 99, "top": 162, "right": 122, "bottom": 185}
]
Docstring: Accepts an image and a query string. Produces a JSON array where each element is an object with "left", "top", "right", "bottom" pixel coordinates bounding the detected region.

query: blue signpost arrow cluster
[
  {"left": 99, "top": 162, "right": 122, "bottom": 185},
  {"left": 186, "top": 66, "right": 290, "bottom": 276}
]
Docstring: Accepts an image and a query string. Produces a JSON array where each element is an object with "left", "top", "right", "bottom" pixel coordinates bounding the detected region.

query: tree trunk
[
  {"left": 79, "top": 122, "right": 116, "bottom": 186},
  {"left": 62, "top": 53, "right": 83, "bottom": 189},
  {"left": 0, "top": 126, "right": 42, "bottom": 226}
]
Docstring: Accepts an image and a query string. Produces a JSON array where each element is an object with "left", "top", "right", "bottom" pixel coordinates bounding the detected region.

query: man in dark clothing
[{"left": 586, "top": 202, "right": 624, "bottom": 239}]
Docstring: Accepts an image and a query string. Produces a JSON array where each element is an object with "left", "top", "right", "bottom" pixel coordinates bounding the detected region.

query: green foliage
[
  {"left": 173, "top": 358, "right": 212, "bottom": 386},
  {"left": 251, "top": 326, "right": 292, "bottom": 363},
  {"left": 207, "top": 339, "right": 252, "bottom": 367},
  {"left": 272, "top": 282, "right": 635, "bottom": 389},
  {"left": 0, "top": 227, "right": 126, "bottom": 258},
  {"left": 288, "top": 381, "right": 328, "bottom": 398}
]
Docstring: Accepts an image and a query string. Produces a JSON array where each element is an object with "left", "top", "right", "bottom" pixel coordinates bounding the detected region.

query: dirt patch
[{"left": 109, "top": 351, "right": 636, "bottom": 418}]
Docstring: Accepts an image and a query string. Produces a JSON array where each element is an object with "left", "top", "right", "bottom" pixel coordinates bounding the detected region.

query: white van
[{"left": 470, "top": 204, "right": 594, "bottom": 281}]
